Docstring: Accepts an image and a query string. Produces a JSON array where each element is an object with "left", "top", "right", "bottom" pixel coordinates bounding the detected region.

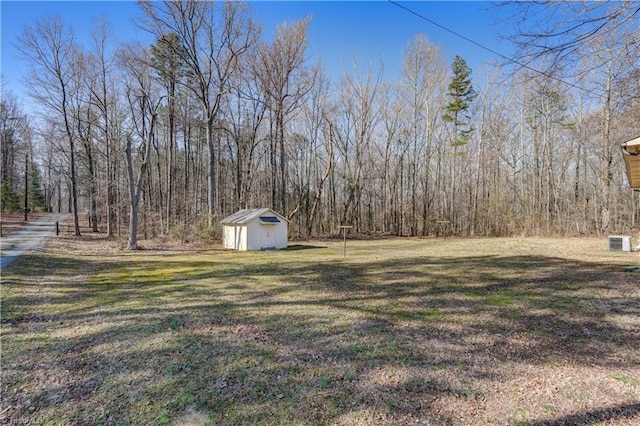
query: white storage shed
[{"left": 221, "top": 208, "right": 289, "bottom": 251}]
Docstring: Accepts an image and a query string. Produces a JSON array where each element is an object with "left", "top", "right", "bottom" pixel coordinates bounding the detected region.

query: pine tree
[
  {"left": 442, "top": 55, "right": 476, "bottom": 230},
  {"left": 0, "top": 180, "right": 21, "bottom": 212},
  {"left": 150, "top": 33, "right": 186, "bottom": 86},
  {"left": 29, "top": 163, "right": 46, "bottom": 212},
  {"left": 443, "top": 55, "right": 476, "bottom": 148}
]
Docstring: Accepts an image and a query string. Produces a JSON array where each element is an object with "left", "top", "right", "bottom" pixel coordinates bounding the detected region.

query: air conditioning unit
[{"left": 608, "top": 235, "right": 632, "bottom": 252}]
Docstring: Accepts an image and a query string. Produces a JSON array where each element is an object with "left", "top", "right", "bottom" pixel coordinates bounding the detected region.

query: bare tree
[
  {"left": 256, "top": 17, "right": 313, "bottom": 214},
  {"left": 502, "top": 1, "right": 640, "bottom": 77},
  {"left": 0, "top": 90, "right": 30, "bottom": 191},
  {"left": 138, "top": 0, "right": 259, "bottom": 226},
  {"left": 397, "top": 34, "right": 447, "bottom": 235},
  {"left": 17, "top": 15, "right": 82, "bottom": 235},
  {"left": 87, "top": 17, "right": 118, "bottom": 237},
  {"left": 223, "top": 51, "right": 268, "bottom": 211},
  {"left": 500, "top": 2, "right": 639, "bottom": 233},
  {"left": 0, "top": 89, "right": 35, "bottom": 215},
  {"left": 118, "top": 42, "right": 161, "bottom": 250},
  {"left": 335, "top": 60, "right": 383, "bottom": 231},
  {"left": 301, "top": 65, "right": 334, "bottom": 237},
  {"left": 582, "top": 30, "right": 639, "bottom": 233},
  {"left": 72, "top": 50, "right": 100, "bottom": 232}
]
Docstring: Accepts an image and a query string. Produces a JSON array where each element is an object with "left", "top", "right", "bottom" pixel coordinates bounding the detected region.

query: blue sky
[{"left": 1, "top": 1, "right": 514, "bottom": 99}]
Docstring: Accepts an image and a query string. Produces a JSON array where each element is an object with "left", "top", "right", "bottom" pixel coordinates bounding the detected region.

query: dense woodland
[{"left": 1, "top": 1, "right": 639, "bottom": 248}]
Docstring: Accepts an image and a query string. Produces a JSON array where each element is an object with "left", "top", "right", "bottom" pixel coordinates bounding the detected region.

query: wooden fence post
[{"left": 337, "top": 225, "right": 353, "bottom": 258}]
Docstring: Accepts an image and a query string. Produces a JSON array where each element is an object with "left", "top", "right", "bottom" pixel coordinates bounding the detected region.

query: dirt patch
[{"left": 173, "top": 406, "right": 209, "bottom": 425}]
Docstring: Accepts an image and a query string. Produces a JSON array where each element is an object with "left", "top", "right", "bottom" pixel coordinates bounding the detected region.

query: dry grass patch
[{"left": 1, "top": 236, "right": 639, "bottom": 425}]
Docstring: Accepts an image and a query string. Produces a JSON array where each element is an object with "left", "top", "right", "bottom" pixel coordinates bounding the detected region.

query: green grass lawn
[{"left": 1, "top": 237, "right": 639, "bottom": 425}]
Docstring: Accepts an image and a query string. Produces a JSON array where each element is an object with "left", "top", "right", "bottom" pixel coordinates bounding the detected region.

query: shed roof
[
  {"left": 621, "top": 136, "right": 640, "bottom": 189},
  {"left": 220, "top": 208, "right": 289, "bottom": 225}
]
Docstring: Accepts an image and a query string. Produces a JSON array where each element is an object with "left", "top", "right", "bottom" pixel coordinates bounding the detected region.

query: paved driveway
[{"left": 0, "top": 213, "right": 70, "bottom": 269}]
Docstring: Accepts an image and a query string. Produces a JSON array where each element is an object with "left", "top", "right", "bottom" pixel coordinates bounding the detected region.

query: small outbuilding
[
  {"left": 221, "top": 208, "right": 289, "bottom": 251},
  {"left": 621, "top": 136, "right": 640, "bottom": 189}
]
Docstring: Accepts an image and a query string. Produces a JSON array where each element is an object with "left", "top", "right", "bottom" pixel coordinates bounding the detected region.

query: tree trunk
[
  {"left": 207, "top": 115, "right": 216, "bottom": 227},
  {"left": 600, "top": 65, "right": 613, "bottom": 234},
  {"left": 308, "top": 123, "right": 333, "bottom": 237},
  {"left": 126, "top": 112, "right": 156, "bottom": 250}
]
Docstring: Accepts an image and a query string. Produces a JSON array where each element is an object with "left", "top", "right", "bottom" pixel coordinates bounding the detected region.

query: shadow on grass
[
  {"left": 1, "top": 246, "right": 638, "bottom": 424},
  {"left": 282, "top": 244, "right": 329, "bottom": 251},
  {"left": 524, "top": 402, "right": 640, "bottom": 425}
]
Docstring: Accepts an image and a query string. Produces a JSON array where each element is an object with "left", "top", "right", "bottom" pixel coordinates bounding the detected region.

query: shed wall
[
  {"left": 223, "top": 225, "right": 248, "bottom": 250},
  {"left": 245, "top": 220, "right": 288, "bottom": 250},
  {"left": 270, "top": 221, "right": 288, "bottom": 249}
]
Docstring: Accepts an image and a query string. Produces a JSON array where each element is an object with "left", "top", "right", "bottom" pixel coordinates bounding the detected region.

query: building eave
[{"left": 621, "top": 136, "right": 640, "bottom": 188}]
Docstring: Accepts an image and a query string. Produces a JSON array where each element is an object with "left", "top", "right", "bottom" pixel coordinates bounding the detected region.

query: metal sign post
[{"left": 337, "top": 225, "right": 353, "bottom": 257}]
